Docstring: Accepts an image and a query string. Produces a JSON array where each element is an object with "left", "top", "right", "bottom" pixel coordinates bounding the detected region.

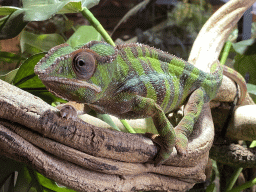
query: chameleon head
[{"left": 34, "top": 41, "right": 118, "bottom": 103}]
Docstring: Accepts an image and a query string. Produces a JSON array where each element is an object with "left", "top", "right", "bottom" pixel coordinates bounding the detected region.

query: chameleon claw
[
  {"left": 153, "top": 146, "right": 173, "bottom": 166},
  {"left": 153, "top": 154, "right": 164, "bottom": 167},
  {"left": 144, "top": 132, "right": 174, "bottom": 166},
  {"left": 144, "top": 132, "right": 163, "bottom": 148}
]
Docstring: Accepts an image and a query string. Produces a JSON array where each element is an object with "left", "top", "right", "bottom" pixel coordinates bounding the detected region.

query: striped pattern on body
[
  {"left": 115, "top": 43, "right": 223, "bottom": 113},
  {"left": 35, "top": 40, "right": 247, "bottom": 165}
]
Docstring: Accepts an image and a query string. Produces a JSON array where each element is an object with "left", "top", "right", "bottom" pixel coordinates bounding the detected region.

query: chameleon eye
[{"left": 72, "top": 51, "right": 96, "bottom": 80}]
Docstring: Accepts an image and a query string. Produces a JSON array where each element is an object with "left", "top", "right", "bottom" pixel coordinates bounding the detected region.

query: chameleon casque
[{"left": 34, "top": 41, "right": 247, "bottom": 166}]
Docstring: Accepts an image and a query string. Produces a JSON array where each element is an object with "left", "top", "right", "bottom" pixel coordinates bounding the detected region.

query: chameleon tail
[{"left": 223, "top": 66, "right": 247, "bottom": 105}]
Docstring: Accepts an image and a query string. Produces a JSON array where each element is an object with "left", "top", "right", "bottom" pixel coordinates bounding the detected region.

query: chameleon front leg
[
  {"left": 139, "top": 88, "right": 205, "bottom": 166},
  {"left": 133, "top": 96, "right": 176, "bottom": 166},
  {"left": 175, "top": 88, "right": 205, "bottom": 155}
]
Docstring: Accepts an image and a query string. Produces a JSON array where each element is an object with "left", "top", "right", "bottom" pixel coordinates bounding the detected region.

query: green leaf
[
  {"left": 0, "top": 6, "right": 21, "bottom": 39},
  {"left": 36, "top": 172, "right": 76, "bottom": 192},
  {"left": 0, "top": 68, "right": 18, "bottom": 83},
  {"left": 57, "top": 2, "right": 83, "bottom": 14},
  {"left": 12, "top": 53, "right": 45, "bottom": 88},
  {"left": 66, "top": 25, "right": 102, "bottom": 48},
  {"left": 0, "top": 155, "right": 24, "bottom": 187},
  {"left": 234, "top": 53, "right": 256, "bottom": 85},
  {"left": 80, "top": 0, "right": 100, "bottom": 9},
  {"left": 250, "top": 140, "right": 256, "bottom": 148},
  {"left": 0, "top": 6, "right": 19, "bottom": 16},
  {"left": 32, "top": 91, "right": 67, "bottom": 104},
  {"left": 232, "top": 39, "right": 256, "bottom": 55},
  {"left": 233, "top": 39, "right": 256, "bottom": 85},
  {"left": 247, "top": 83, "right": 256, "bottom": 95},
  {"left": 0, "top": 16, "right": 8, "bottom": 27},
  {"left": 14, "top": 166, "right": 42, "bottom": 192},
  {"left": 246, "top": 83, "right": 256, "bottom": 102},
  {"left": 22, "top": 0, "right": 100, "bottom": 21},
  {"left": 27, "top": 167, "right": 44, "bottom": 192},
  {"left": 0, "top": 51, "right": 22, "bottom": 63},
  {"left": 20, "top": 31, "right": 65, "bottom": 54},
  {"left": 96, "top": 114, "right": 121, "bottom": 131},
  {"left": 0, "top": 1, "right": 100, "bottom": 39},
  {"left": 11, "top": 168, "right": 76, "bottom": 192},
  {"left": 0, "top": 9, "right": 28, "bottom": 40},
  {"left": 23, "top": 1, "right": 80, "bottom": 21},
  {"left": 205, "top": 183, "right": 216, "bottom": 192}
]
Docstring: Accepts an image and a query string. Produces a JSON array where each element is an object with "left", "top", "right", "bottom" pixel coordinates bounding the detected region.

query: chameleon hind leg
[
  {"left": 174, "top": 88, "right": 206, "bottom": 155},
  {"left": 133, "top": 96, "right": 177, "bottom": 166}
]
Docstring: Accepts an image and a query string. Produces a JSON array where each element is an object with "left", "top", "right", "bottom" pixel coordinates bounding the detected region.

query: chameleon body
[{"left": 35, "top": 41, "right": 247, "bottom": 165}]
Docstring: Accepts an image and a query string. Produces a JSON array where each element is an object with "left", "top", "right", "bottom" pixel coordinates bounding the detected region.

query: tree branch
[{"left": 0, "top": 78, "right": 211, "bottom": 191}]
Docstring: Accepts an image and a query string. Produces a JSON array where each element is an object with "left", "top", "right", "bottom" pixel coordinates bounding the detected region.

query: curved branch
[
  {"left": 189, "top": 0, "right": 256, "bottom": 69},
  {"left": 0, "top": 125, "right": 197, "bottom": 192},
  {"left": 189, "top": 0, "right": 256, "bottom": 105},
  {"left": 0, "top": 78, "right": 210, "bottom": 191},
  {"left": 0, "top": 118, "right": 207, "bottom": 180},
  {"left": 210, "top": 144, "right": 256, "bottom": 168}
]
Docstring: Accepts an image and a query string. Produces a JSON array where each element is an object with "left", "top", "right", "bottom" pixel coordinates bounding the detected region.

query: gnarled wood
[{"left": 0, "top": 79, "right": 210, "bottom": 191}]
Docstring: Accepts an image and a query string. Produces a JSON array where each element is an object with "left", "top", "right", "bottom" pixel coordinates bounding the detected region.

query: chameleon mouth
[{"left": 40, "top": 76, "right": 102, "bottom": 93}]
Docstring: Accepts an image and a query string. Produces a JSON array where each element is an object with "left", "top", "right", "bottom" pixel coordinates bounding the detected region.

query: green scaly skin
[{"left": 34, "top": 41, "right": 247, "bottom": 166}]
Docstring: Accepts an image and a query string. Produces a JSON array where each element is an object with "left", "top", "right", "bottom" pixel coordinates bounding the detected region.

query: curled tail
[
  {"left": 208, "top": 61, "right": 247, "bottom": 105},
  {"left": 223, "top": 66, "right": 247, "bottom": 105}
]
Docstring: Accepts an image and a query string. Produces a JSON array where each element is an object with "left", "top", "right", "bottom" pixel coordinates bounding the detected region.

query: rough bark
[
  {"left": 0, "top": 79, "right": 211, "bottom": 191},
  {"left": 210, "top": 144, "right": 256, "bottom": 168}
]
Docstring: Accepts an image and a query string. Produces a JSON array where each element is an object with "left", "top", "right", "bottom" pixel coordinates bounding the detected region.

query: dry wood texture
[{"left": 0, "top": 78, "right": 211, "bottom": 191}]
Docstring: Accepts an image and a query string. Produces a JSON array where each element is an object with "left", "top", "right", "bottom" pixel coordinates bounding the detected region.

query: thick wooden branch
[
  {"left": 0, "top": 124, "right": 201, "bottom": 192},
  {"left": 0, "top": 78, "right": 211, "bottom": 191},
  {"left": 0, "top": 118, "right": 207, "bottom": 179},
  {"left": 210, "top": 144, "right": 256, "bottom": 168}
]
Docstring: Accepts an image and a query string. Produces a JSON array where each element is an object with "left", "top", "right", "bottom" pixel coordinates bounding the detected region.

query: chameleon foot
[
  {"left": 145, "top": 132, "right": 174, "bottom": 166},
  {"left": 175, "top": 134, "right": 188, "bottom": 156},
  {"left": 153, "top": 146, "right": 173, "bottom": 166},
  {"left": 59, "top": 104, "right": 78, "bottom": 119}
]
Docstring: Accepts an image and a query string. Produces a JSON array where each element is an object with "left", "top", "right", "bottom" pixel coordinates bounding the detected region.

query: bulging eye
[{"left": 72, "top": 51, "right": 96, "bottom": 80}]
